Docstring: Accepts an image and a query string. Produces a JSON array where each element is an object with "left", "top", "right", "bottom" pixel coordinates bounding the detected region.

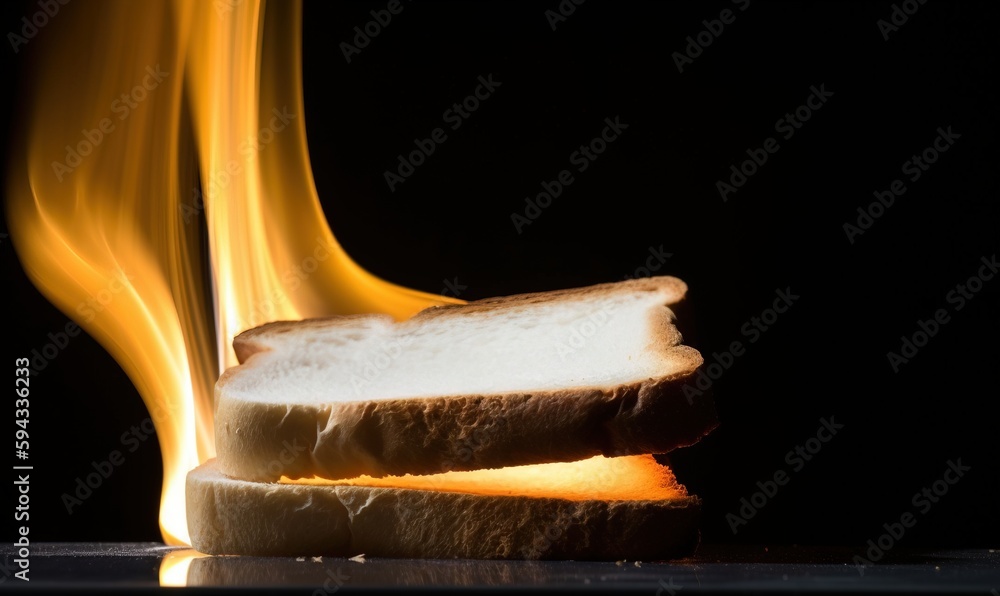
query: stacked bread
[{"left": 187, "top": 276, "right": 716, "bottom": 559}]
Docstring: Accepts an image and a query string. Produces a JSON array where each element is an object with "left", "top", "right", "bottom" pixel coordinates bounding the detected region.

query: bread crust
[
  {"left": 216, "top": 276, "right": 716, "bottom": 481},
  {"left": 187, "top": 459, "right": 701, "bottom": 560}
]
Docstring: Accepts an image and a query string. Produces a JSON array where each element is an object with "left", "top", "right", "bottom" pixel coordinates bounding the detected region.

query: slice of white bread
[
  {"left": 215, "top": 276, "right": 715, "bottom": 482},
  {"left": 187, "top": 455, "right": 700, "bottom": 559}
]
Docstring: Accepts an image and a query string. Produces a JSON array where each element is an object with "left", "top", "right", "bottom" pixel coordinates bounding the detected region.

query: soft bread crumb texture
[
  {"left": 215, "top": 276, "right": 716, "bottom": 481},
  {"left": 225, "top": 280, "right": 692, "bottom": 403},
  {"left": 187, "top": 457, "right": 701, "bottom": 559}
]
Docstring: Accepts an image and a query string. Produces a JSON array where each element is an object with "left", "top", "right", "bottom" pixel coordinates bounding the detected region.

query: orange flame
[{"left": 6, "top": 0, "right": 454, "bottom": 545}]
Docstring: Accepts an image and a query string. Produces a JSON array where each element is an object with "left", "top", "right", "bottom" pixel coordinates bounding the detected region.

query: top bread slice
[{"left": 215, "top": 276, "right": 716, "bottom": 482}]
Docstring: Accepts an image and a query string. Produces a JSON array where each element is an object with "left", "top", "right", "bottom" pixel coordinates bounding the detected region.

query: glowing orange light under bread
[{"left": 286, "top": 454, "right": 685, "bottom": 502}]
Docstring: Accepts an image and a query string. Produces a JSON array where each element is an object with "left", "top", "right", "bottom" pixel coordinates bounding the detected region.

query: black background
[{"left": 2, "top": 0, "right": 998, "bottom": 550}]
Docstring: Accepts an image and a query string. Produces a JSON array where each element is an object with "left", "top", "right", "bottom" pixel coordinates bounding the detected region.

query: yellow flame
[
  {"left": 182, "top": 0, "right": 456, "bottom": 369},
  {"left": 6, "top": 0, "right": 453, "bottom": 545}
]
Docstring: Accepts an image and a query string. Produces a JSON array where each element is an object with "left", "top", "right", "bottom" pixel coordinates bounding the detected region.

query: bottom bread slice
[{"left": 187, "top": 459, "right": 701, "bottom": 560}]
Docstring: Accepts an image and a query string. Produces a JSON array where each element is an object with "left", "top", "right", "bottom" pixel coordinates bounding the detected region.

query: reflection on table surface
[
  {"left": 169, "top": 548, "right": 684, "bottom": 587},
  {"left": 3, "top": 543, "right": 997, "bottom": 593},
  {"left": 163, "top": 545, "right": 1000, "bottom": 592}
]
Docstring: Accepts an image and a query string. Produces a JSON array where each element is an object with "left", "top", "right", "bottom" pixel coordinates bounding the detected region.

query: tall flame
[{"left": 6, "top": 0, "right": 454, "bottom": 544}]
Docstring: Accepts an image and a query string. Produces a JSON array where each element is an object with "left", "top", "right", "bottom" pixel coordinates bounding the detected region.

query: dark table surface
[{"left": 1, "top": 543, "right": 997, "bottom": 594}]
